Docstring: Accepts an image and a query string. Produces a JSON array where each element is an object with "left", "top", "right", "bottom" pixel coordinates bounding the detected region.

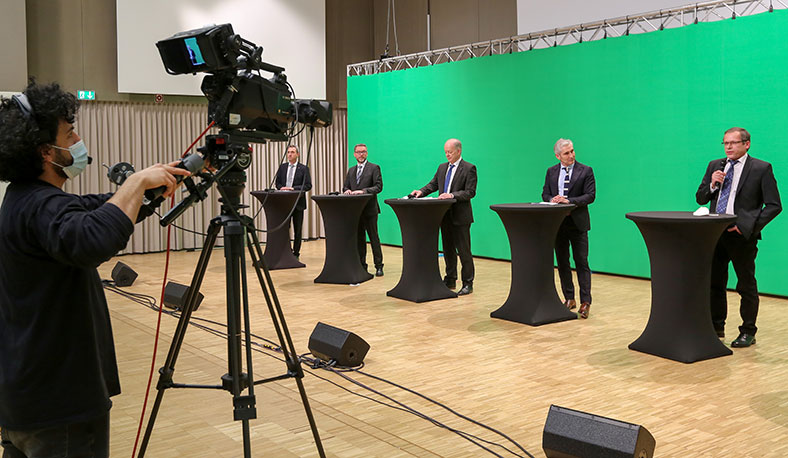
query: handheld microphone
[
  {"left": 144, "top": 153, "right": 205, "bottom": 205},
  {"left": 712, "top": 158, "right": 727, "bottom": 191},
  {"left": 328, "top": 191, "right": 340, "bottom": 196}
]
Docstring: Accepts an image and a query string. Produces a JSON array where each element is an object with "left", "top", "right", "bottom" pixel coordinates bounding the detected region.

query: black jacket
[
  {"left": 696, "top": 155, "right": 781, "bottom": 240},
  {"left": 343, "top": 161, "right": 383, "bottom": 217},
  {"left": 275, "top": 162, "right": 312, "bottom": 211},
  {"left": 419, "top": 159, "right": 477, "bottom": 225},
  {"left": 541, "top": 161, "right": 596, "bottom": 232}
]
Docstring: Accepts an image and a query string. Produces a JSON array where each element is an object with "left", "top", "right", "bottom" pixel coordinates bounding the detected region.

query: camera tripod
[{"left": 137, "top": 166, "right": 325, "bottom": 457}]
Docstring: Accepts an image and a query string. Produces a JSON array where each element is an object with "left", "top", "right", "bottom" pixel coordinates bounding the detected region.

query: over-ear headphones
[
  {"left": 11, "top": 93, "right": 49, "bottom": 143},
  {"left": 11, "top": 93, "right": 34, "bottom": 120}
]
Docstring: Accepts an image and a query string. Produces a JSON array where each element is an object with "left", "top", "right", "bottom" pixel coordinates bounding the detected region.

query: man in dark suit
[
  {"left": 343, "top": 143, "right": 384, "bottom": 276},
  {"left": 542, "top": 138, "right": 596, "bottom": 319},
  {"left": 275, "top": 145, "right": 312, "bottom": 259},
  {"left": 696, "top": 127, "right": 781, "bottom": 347},
  {"left": 411, "top": 138, "right": 477, "bottom": 295}
]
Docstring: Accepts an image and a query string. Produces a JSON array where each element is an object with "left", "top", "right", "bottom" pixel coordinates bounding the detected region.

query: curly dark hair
[{"left": 0, "top": 79, "right": 79, "bottom": 183}]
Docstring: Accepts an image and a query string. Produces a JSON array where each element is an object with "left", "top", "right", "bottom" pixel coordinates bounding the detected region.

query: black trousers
[
  {"left": 554, "top": 218, "right": 592, "bottom": 304},
  {"left": 1, "top": 412, "right": 109, "bottom": 458},
  {"left": 290, "top": 209, "right": 304, "bottom": 256},
  {"left": 357, "top": 213, "right": 383, "bottom": 269},
  {"left": 710, "top": 230, "right": 759, "bottom": 335},
  {"left": 440, "top": 219, "right": 474, "bottom": 286}
]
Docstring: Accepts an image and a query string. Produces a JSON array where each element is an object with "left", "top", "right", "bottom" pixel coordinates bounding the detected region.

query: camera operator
[{"left": 0, "top": 80, "right": 190, "bottom": 457}]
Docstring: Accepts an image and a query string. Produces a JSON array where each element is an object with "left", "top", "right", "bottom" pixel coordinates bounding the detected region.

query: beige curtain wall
[{"left": 68, "top": 101, "right": 348, "bottom": 254}]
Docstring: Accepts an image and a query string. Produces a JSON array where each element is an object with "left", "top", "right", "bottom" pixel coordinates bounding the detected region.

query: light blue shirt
[{"left": 557, "top": 163, "right": 574, "bottom": 197}]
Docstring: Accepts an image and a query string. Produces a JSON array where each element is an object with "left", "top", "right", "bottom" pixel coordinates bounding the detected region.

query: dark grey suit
[
  {"left": 275, "top": 162, "right": 312, "bottom": 256},
  {"left": 343, "top": 161, "right": 383, "bottom": 269},
  {"left": 542, "top": 161, "right": 596, "bottom": 304},
  {"left": 696, "top": 155, "right": 781, "bottom": 335},
  {"left": 419, "top": 159, "right": 477, "bottom": 286}
]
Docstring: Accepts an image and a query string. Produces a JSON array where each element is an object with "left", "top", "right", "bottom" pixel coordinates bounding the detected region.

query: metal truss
[{"left": 348, "top": 0, "right": 787, "bottom": 76}]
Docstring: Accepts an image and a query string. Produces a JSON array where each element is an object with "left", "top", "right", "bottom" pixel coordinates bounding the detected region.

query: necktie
[
  {"left": 286, "top": 164, "right": 296, "bottom": 187},
  {"left": 562, "top": 167, "right": 570, "bottom": 197},
  {"left": 444, "top": 164, "right": 455, "bottom": 193},
  {"left": 356, "top": 165, "right": 363, "bottom": 184},
  {"left": 716, "top": 160, "right": 738, "bottom": 214}
]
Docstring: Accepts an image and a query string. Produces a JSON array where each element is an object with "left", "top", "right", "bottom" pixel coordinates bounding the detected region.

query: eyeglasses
[{"left": 721, "top": 140, "right": 745, "bottom": 147}]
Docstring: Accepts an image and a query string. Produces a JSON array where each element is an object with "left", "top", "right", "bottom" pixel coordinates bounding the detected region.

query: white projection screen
[
  {"left": 517, "top": 0, "right": 688, "bottom": 35},
  {"left": 117, "top": 0, "right": 326, "bottom": 99}
]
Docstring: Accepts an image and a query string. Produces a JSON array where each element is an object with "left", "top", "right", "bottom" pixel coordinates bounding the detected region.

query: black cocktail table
[
  {"left": 384, "top": 198, "right": 458, "bottom": 303},
  {"left": 626, "top": 211, "right": 737, "bottom": 363},
  {"left": 250, "top": 190, "right": 305, "bottom": 270},
  {"left": 311, "top": 194, "right": 374, "bottom": 284},
  {"left": 489, "top": 203, "right": 578, "bottom": 325}
]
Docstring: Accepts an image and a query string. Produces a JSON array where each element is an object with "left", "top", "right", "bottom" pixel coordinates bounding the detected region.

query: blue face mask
[{"left": 50, "top": 140, "right": 90, "bottom": 179}]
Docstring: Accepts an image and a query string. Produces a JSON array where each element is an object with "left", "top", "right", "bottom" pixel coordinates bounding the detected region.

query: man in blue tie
[
  {"left": 411, "top": 138, "right": 477, "bottom": 295},
  {"left": 696, "top": 127, "right": 781, "bottom": 347},
  {"left": 542, "top": 138, "right": 596, "bottom": 318}
]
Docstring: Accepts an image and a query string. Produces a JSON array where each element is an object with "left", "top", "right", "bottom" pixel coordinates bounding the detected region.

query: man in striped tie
[
  {"left": 541, "top": 138, "right": 596, "bottom": 318},
  {"left": 696, "top": 127, "right": 781, "bottom": 348}
]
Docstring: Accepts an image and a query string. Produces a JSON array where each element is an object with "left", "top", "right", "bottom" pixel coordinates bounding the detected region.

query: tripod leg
[
  {"left": 137, "top": 219, "right": 222, "bottom": 457},
  {"left": 222, "top": 218, "right": 254, "bottom": 457},
  {"left": 246, "top": 223, "right": 326, "bottom": 458}
]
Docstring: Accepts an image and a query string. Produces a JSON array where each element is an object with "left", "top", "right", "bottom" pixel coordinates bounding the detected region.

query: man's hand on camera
[
  {"left": 130, "top": 161, "right": 192, "bottom": 198},
  {"left": 108, "top": 161, "right": 192, "bottom": 224}
]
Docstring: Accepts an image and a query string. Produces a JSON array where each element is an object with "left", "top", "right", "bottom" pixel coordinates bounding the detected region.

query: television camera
[{"left": 147, "top": 23, "right": 332, "bottom": 225}]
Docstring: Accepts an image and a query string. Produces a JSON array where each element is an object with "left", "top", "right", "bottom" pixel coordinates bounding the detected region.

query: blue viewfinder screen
[{"left": 185, "top": 37, "right": 205, "bottom": 66}]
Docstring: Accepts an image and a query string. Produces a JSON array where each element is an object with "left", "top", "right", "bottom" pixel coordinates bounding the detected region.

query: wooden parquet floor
[{"left": 100, "top": 240, "right": 788, "bottom": 457}]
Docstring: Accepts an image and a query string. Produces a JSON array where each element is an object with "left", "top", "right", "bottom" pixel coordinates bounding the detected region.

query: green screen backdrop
[{"left": 347, "top": 11, "right": 788, "bottom": 296}]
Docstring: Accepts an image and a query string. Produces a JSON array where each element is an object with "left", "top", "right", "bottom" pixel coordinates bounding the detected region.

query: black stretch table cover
[
  {"left": 311, "top": 194, "right": 374, "bottom": 284},
  {"left": 626, "top": 211, "right": 737, "bottom": 363},
  {"left": 489, "top": 203, "right": 578, "bottom": 326},
  {"left": 384, "top": 198, "right": 458, "bottom": 303},
  {"left": 250, "top": 190, "right": 305, "bottom": 270}
]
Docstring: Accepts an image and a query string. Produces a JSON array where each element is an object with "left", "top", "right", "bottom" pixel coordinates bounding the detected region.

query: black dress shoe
[
  {"left": 715, "top": 328, "right": 725, "bottom": 338},
  {"left": 731, "top": 333, "right": 756, "bottom": 348},
  {"left": 458, "top": 284, "right": 473, "bottom": 296},
  {"left": 375, "top": 267, "right": 384, "bottom": 277},
  {"left": 444, "top": 279, "right": 457, "bottom": 289}
]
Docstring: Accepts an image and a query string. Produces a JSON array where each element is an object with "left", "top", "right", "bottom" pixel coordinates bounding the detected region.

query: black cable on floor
[{"left": 103, "top": 283, "right": 533, "bottom": 457}]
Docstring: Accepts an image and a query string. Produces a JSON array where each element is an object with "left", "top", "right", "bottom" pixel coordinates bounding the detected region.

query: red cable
[{"left": 131, "top": 120, "right": 215, "bottom": 457}]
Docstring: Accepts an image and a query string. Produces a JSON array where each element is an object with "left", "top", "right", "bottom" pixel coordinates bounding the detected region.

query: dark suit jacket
[
  {"left": 696, "top": 155, "right": 781, "bottom": 240},
  {"left": 541, "top": 161, "right": 596, "bottom": 232},
  {"left": 275, "top": 162, "right": 312, "bottom": 211},
  {"left": 343, "top": 161, "right": 383, "bottom": 217},
  {"left": 419, "top": 159, "right": 477, "bottom": 225}
]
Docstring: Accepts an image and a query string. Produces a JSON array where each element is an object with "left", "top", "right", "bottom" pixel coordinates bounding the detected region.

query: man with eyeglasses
[
  {"left": 343, "top": 143, "right": 384, "bottom": 277},
  {"left": 696, "top": 127, "right": 781, "bottom": 348},
  {"left": 542, "top": 138, "right": 596, "bottom": 319}
]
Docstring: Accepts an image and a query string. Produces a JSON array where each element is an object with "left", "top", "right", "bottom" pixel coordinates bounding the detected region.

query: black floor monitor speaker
[
  {"left": 111, "top": 261, "right": 138, "bottom": 287},
  {"left": 543, "top": 405, "right": 655, "bottom": 458},
  {"left": 163, "top": 281, "right": 204, "bottom": 311},
  {"left": 308, "top": 322, "right": 370, "bottom": 367}
]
